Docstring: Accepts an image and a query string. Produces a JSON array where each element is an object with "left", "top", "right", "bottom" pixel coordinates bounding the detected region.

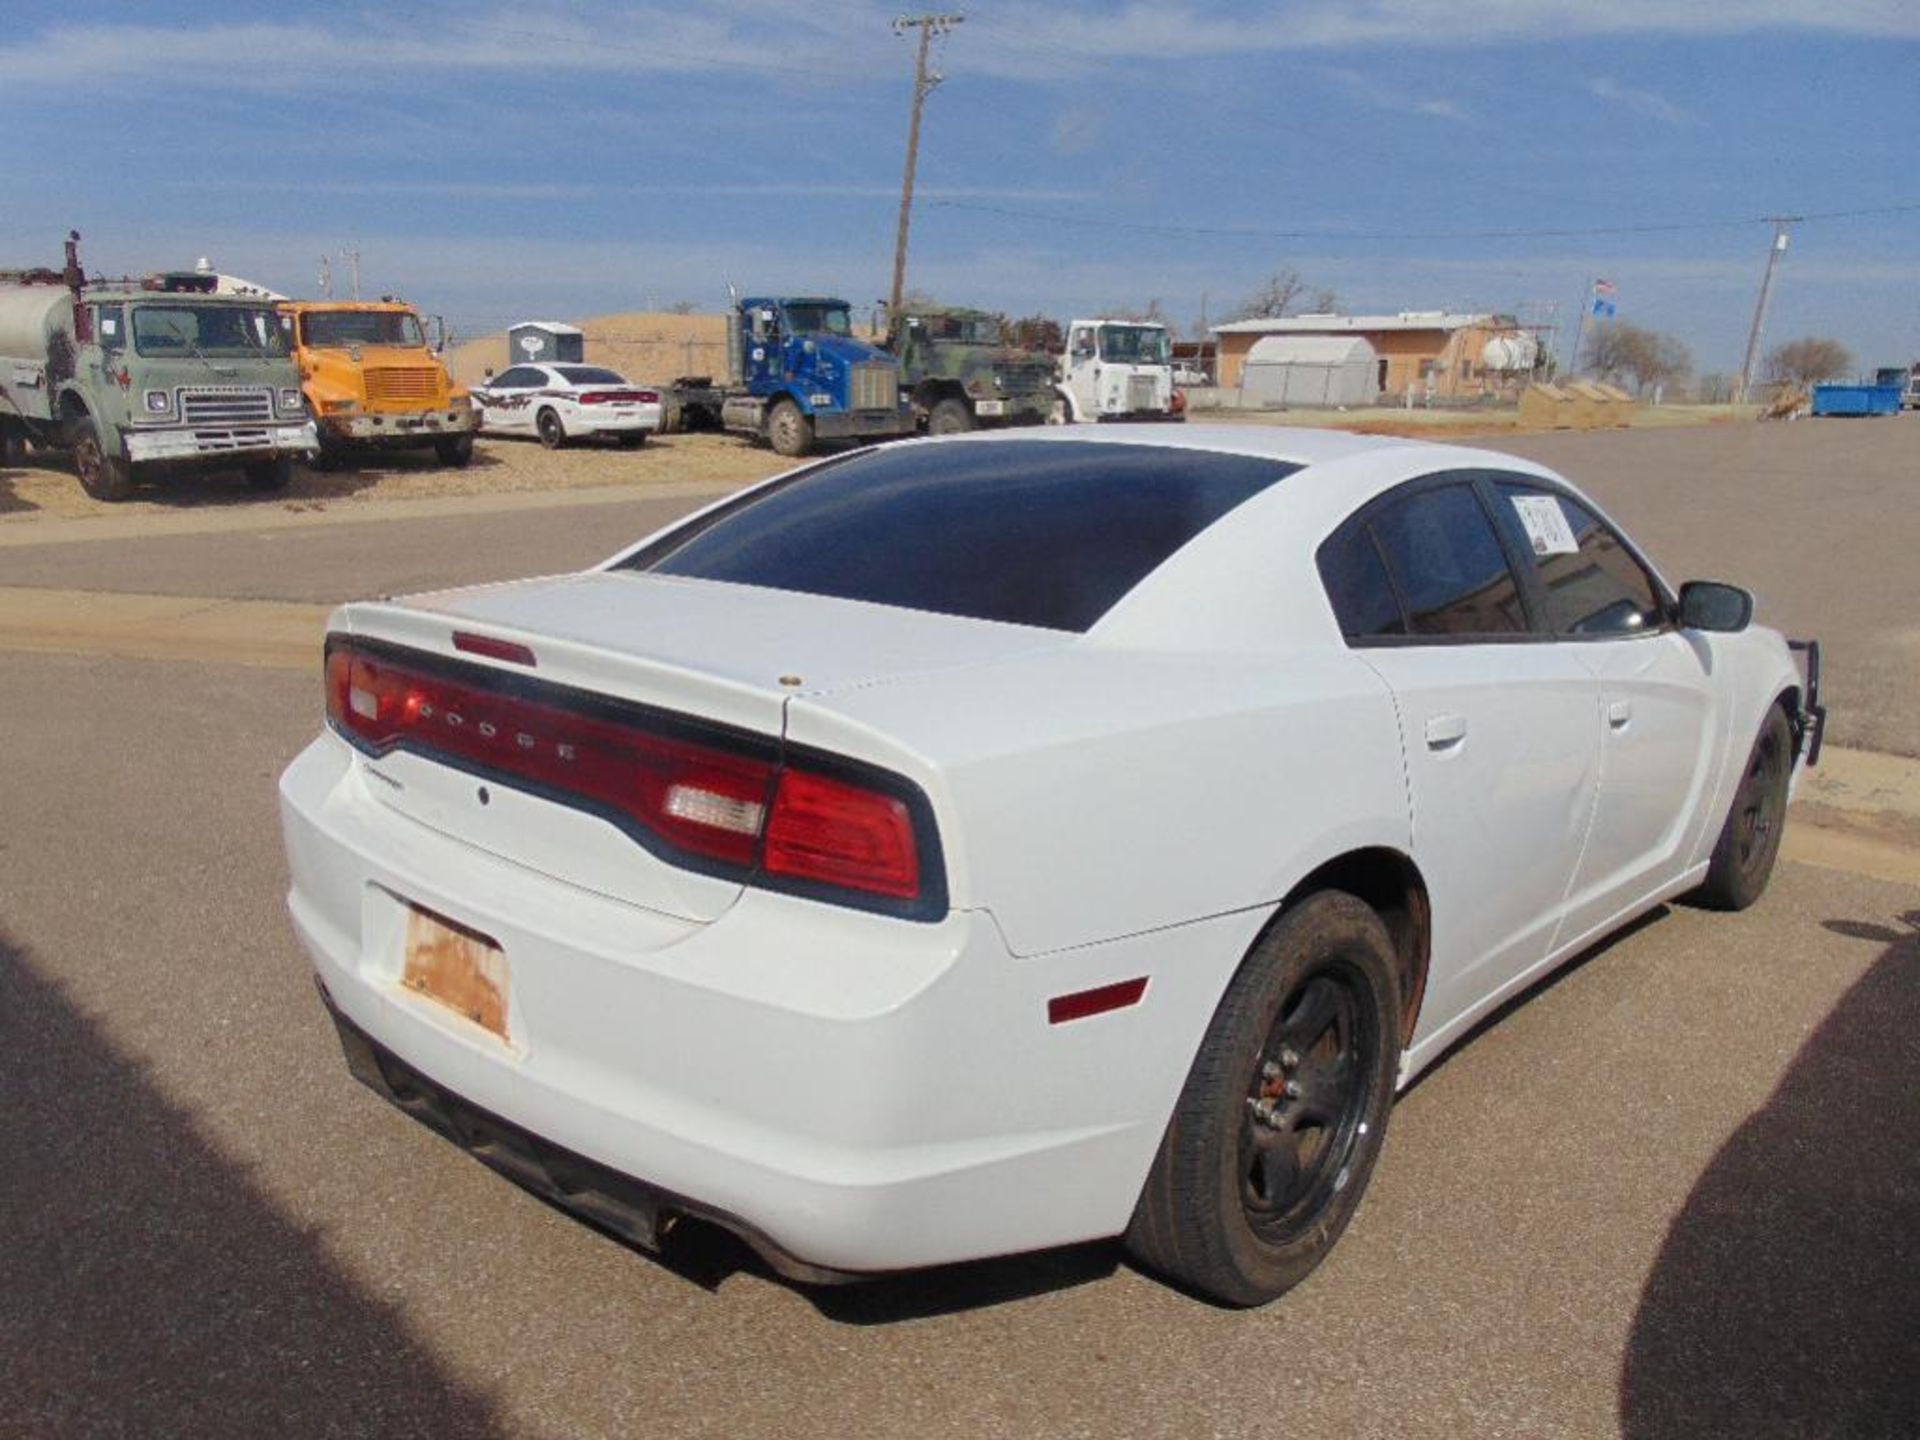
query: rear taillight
[
  {"left": 577, "top": 390, "right": 658, "bottom": 405},
  {"left": 324, "top": 636, "right": 932, "bottom": 912}
]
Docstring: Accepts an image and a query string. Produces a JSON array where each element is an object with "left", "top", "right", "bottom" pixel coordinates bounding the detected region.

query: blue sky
[{"left": 3, "top": 2, "right": 1916, "bottom": 372}]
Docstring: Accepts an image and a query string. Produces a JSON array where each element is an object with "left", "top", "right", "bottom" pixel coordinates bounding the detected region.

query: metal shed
[
  {"left": 1241, "top": 334, "right": 1380, "bottom": 407},
  {"left": 507, "top": 321, "right": 584, "bottom": 366}
]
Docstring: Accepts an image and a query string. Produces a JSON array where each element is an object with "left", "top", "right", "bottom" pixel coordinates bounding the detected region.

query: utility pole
[
  {"left": 888, "top": 13, "right": 964, "bottom": 323},
  {"left": 344, "top": 246, "right": 362, "bottom": 302},
  {"left": 318, "top": 255, "right": 332, "bottom": 299},
  {"left": 1735, "top": 217, "right": 1797, "bottom": 404}
]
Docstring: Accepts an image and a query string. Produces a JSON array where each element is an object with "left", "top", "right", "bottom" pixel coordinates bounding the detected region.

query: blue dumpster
[{"left": 1810, "top": 384, "right": 1902, "bottom": 417}]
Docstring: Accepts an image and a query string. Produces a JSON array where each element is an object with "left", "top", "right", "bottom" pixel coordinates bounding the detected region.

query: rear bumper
[
  {"left": 319, "top": 986, "right": 853, "bottom": 1283},
  {"left": 279, "top": 733, "right": 1213, "bottom": 1275}
]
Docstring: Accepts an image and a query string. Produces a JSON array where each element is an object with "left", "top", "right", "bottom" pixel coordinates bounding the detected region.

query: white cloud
[
  {"left": 1587, "top": 77, "right": 1695, "bottom": 126},
  {"left": 1326, "top": 68, "right": 1470, "bottom": 122},
  {"left": 3, "top": 2, "right": 1915, "bottom": 92}
]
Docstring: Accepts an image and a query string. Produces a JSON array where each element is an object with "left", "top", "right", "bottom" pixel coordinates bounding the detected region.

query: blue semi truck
[{"left": 714, "top": 296, "right": 914, "bottom": 456}]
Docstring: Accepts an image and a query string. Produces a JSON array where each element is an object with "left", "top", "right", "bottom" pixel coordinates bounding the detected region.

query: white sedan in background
[
  {"left": 470, "top": 363, "right": 662, "bottom": 449},
  {"left": 279, "top": 427, "right": 1822, "bottom": 1306}
]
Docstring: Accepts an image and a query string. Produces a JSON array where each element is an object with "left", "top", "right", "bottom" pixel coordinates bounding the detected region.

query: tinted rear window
[
  {"left": 555, "top": 366, "right": 627, "bottom": 385},
  {"left": 620, "top": 441, "right": 1299, "bottom": 632}
]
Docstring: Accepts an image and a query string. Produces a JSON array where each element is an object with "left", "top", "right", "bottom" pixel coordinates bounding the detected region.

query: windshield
[
  {"left": 132, "top": 305, "right": 288, "bottom": 358},
  {"left": 921, "top": 314, "right": 1003, "bottom": 345},
  {"left": 301, "top": 310, "right": 424, "bottom": 348},
  {"left": 1098, "top": 325, "right": 1171, "bottom": 364},
  {"left": 782, "top": 303, "right": 853, "bottom": 337},
  {"left": 555, "top": 366, "right": 627, "bottom": 385}
]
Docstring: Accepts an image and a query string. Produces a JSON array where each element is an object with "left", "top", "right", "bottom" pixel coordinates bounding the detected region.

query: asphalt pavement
[{"left": 2, "top": 417, "right": 1917, "bottom": 1438}]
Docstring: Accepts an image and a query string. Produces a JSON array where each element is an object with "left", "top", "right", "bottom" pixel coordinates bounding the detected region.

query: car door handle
[
  {"left": 1607, "top": 699, "right": 1634, "bottom": 730},
  {"left": 1424, "top": 713, "right": 1468, "bottom": 750}
]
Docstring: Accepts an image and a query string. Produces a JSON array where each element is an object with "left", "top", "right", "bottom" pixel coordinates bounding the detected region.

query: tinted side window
[
  {"left": 494, "top": 367, "right": 545, "bottom": 388},
  {"left": 1494, "top": 482, "right": 1663, "bottom": 636},
  {"left": 1368, "top": 484, "right": 1528, "bottom": 638},
  {"left": 1318, "top": 522, "right": 1405, "bottom": 639}
]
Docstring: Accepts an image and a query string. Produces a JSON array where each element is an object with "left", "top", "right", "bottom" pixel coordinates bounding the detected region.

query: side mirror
[{"left": 1677, "top": 580, "right": 1754, "bottom": 633}]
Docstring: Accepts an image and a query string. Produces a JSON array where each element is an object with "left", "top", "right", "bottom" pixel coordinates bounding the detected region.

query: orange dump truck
[{"left": 283, "top": 300, "right": 476, "bottom": 467}]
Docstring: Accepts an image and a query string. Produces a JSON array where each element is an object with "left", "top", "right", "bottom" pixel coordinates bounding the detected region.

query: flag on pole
[
  {"left": 1591, "top": 279, "right": 1617, "bottom": 318},
  {"left": 1594, "top": 279, "right": 1616, "bottom": 295}
]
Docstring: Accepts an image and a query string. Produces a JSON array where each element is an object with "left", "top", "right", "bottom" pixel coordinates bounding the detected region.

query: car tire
[
  {"left": 536, "top": 409, "right": 567, "bottom": 450},
  {"left": 434, "top": 434, "right": 475, "bottom": 468},
  {"left": 767, "top": 399, "right": 813, "bottom": 458},
  {"left": 616, "top": 431, "right": 648, "bottom": 449},
  {"left": 1693, "top": 705, "right": 1794, "bottom": 911},
  {"left": 1125, "top": 890, "right": 1401, "bottom": 1307},
  {"left": 70, "top": 422, "right": 134, "bottom": 502},
  {"left": 928, "top": 397, "right": 975, "bottom": 435},
  {"left": 244, "top": 458, "right": 294, "bottom": 492}
]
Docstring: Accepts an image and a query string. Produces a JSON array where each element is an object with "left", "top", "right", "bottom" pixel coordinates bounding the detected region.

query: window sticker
[
  {"left": 100, "top": 316, "right": 118, "bottom": 336},
  {"left": 1510, "top": 494, "right": 1580, "bottom": 556}
]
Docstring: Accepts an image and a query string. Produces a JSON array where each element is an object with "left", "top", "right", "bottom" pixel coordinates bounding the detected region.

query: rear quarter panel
[{"left": 788, "top": 646, "right": 1408, "bottom": 956}]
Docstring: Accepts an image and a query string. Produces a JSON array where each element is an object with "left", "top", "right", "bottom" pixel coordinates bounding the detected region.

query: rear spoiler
[{"left": 1787, "top": 639, "right": 1827, "bottom": 767}]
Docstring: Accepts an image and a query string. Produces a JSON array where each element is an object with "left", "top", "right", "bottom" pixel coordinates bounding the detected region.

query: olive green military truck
[
  {"left": 0, "top": 235, "right": 317, "bottom": 501},
  {"left": 883, "top": 306, "right": 1056, "bottom": 433}
]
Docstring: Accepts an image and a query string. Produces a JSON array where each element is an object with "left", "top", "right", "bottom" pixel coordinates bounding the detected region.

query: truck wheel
[
  {"left": 928, "top": 397, "right": 975, "bottom": 436},
  {"left": 434, "top": 435, "right": 475, "bottom": 468},
  {"left": 536, "top": 408, "right": 568, "bottom": 450},
  {"left": 71, "top": 427, "right": 134, "bottom": 502},
  {"left": 767, "top": 400, "right": 813, "bottom": 458},
  {"left": 244, "top": 458, "right": 294, "bottom": 492},
  {"left": 1046, "top": 392, "right": 1073, "bottom": 425}
]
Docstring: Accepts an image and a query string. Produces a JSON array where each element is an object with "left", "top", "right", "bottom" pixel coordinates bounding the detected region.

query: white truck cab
[{"left": 1055, "top": 318, "right": 1183, "bottom": 424}]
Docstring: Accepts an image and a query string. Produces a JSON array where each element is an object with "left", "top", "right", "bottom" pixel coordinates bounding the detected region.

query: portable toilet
[{"left": 507, "top": 321, "right": 585, "bottom": 366}]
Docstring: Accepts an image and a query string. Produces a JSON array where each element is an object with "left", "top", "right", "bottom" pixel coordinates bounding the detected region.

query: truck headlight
[
  {"left": 144, "top": 389, "right": 171, "bottom": 414},
  {"left": 278, "top": 388, "right": 305, "bottom": 413}
]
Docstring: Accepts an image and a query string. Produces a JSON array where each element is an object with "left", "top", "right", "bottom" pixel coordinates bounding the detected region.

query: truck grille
[
  {"left": 179, "top": 387, "right": 273, "bottom": 426},
  {"left": 1127, "top": 375, "right": 1158, "bottom": 412},
  {"left": 365, "top": 366, "right": 442, "bottom": 406},
  {"left": 849, "top": 362, "right": 898, "bottom": 412}
]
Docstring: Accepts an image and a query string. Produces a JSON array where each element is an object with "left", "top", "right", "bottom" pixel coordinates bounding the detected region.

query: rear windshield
[
  {"left": 619, "top": 440, "right": 1299, "bottom": 632},
  {"left": 555, "top": 366, "right": 626, "bottom": 385}
]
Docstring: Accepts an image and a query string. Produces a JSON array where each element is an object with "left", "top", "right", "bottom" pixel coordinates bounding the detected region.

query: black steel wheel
[
  {"left": 536, "top": 408, "right": 567, "bottom": 449},
  {"left": 244, "top": 457, "right": 293, "bottom": 491},
  {"left": 1125, "top": 890, "right": 1400, "bottom": 1307},
  {"left": 1694, "top": 706, "right": 1794, "bottom": 911},
  {"left": 434, "top": 434, "right": 475, "bottom": 467},
  {"left": 70, "top": 423, "right": 133, "bottom": 502}
]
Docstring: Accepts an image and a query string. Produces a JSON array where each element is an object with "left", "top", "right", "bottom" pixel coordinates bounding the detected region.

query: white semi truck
[{"left": 1054, "top": 318, "right": 1184, "bottom": 423}]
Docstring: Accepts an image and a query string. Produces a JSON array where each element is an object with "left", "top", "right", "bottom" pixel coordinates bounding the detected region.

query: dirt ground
[{"left": 0, "top": 431, "right": 790, "bottom": 524}]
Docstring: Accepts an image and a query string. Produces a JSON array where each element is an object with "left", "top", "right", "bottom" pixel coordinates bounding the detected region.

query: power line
[{"left": 923, "top": 197, "right": 1920, "bottom": 245}]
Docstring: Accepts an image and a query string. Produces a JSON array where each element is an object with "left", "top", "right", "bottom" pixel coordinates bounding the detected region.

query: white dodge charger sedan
[
  {"left": 470, "top": 363, "right": 662, "bottom": 449},
  {"left": 279, "top": 427, "right": 1822, "bottom": 1305}
]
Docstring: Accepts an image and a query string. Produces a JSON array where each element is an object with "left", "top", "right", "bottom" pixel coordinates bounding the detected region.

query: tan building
[{"left": 1211, "top": 311, "right": 1536, "bottom": 400}]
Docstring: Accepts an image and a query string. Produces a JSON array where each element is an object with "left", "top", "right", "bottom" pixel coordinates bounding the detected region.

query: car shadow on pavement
[
  {"left": 1618, "top": 908, "right": 1920, "bottom": 1439},
  {"left": 0, "top": 931, "right": 512, "bottom": 1437}
]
